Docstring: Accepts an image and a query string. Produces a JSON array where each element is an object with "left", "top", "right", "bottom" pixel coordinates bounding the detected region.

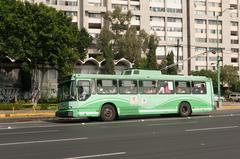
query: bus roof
[{"left": 64, "top": 70, "right": 211, "bottom": 82}]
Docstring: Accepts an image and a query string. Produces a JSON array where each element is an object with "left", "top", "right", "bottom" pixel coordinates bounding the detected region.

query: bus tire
[
  {"left": 100, "top": 104, "right": 116, "bottom": 121},
  {"left": 178, "top": 102, "right": 192, "bottom": 117}
]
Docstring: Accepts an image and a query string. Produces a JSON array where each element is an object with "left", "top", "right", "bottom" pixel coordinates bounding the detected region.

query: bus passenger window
[
  {"left": 119, "top": 80, "right": 137, "bottom": 94},
  {"left": 139, "top": 80, "right": 157, "bottom": 94},
  {"left": 97, "top": 79, "right": 117, "bottom": 94},
  {"left": 175, "top": 81, "right": 191, "bottom": 94},
  {"left": 158, "top": 81, "right": 174, "bottom": 94},
  {"left": 192, "top": 82, "right": 206, "bottom": 94}
]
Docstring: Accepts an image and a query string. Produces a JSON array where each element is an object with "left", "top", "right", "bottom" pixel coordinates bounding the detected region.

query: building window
[
  {"left": 231, "top": 39, "right": 239, "bottom": 44},
  {"left": 231, "top": 58, "right": 238, "bottom": 63}
]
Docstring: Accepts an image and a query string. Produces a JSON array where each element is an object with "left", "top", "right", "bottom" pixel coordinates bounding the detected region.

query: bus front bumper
[{"left": 55, "top": 111, "right": 74, "bottom": 118}]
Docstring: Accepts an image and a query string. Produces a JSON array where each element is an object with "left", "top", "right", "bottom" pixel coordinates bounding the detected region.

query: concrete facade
[{"left": 24, "top": 0, "right": 240, "bottom": 75}]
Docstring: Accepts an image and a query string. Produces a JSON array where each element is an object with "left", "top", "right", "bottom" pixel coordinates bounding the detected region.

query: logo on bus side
[{"left": 130, "top": 96, "right": 138, "bottom": 105}]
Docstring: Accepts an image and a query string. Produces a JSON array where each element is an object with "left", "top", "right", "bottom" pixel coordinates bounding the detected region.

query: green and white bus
[{"left": 56, "top": 69, "right": 214, "bottom": 121}]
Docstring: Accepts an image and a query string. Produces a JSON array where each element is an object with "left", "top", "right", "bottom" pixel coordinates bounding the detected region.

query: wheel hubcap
[
  {"left": 104, "top": 108, "right": 112, "bottom": 118},
  {"left": 182, "top": 106, "right": 188, "bottom": 113}
]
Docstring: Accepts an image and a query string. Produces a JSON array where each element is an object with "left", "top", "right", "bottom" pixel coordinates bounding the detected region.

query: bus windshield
[{"left": 58, "top": 81, "right": 76, "bottom": 102}]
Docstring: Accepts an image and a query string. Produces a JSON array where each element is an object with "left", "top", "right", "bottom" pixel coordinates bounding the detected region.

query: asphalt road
[{"left": 0, "top": 111, "right": 240, "bottom": 159}]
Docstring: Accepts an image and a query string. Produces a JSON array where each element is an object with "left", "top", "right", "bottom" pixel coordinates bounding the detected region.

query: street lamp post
[{"left": 216, "top": 7, "right": 235, "bottom": 108}]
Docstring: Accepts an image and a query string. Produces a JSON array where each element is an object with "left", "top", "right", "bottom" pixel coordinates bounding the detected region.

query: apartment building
[{"left": 25, "top": 0, "right": 240, "bottom": 76}]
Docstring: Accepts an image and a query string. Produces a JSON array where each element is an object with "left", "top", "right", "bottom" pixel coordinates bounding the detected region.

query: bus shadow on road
[{"left": 47, "top": 113, "right": 209, "bottom": 123}]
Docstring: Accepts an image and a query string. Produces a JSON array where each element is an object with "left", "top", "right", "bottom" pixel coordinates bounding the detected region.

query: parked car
[{"left": 228, "top": 93, "right": 240, "bottom": 102}]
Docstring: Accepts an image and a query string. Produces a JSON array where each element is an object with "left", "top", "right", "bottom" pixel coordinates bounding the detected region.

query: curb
[
  {"left": 0, "top": 112, "right": 55, "bottom": 118},
  {"left": 219, "top": 106, "right": 240, "bottom": 110}
]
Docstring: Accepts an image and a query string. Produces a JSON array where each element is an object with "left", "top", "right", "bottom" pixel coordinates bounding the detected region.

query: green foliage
[
  {"left": 232, "top": 81, "right": 240, "bottom": 92},
  {"left": 106, "top": 7, "right": 132, "bottom": 35},
  {"left": 146, "top": 35, "right": 158, "bottom": 70},
  {"left": 0, "top": 104, "right": 23, "bottom": 110},
  {"left": 97, "top": 25, "right": 113, "bottom": 57},
  {"left": 97, "top": 25, "right": 115, "bottom": 74},
  {"left": 221, "top": 65, "right": 238, "bottom": 87},
  {"left": 137, "top": 58, "right": 147, "bottom": 69},
  {"left": 191, "top": 69, "right": 217, "bottom": 86},
  {"left": 98, "top": 8, "right": 150, "bottom": 69},
  {"left": 77, "top": 28, "right": 93, "bottom": 60},
  {"left": 159, "top": 58, "right": 167, "bottom": 74},
  {"left": 120, "top": 27, "right": 142, "bottom": 66},
  {"left": 0, "top": 0, "right": 80, "bottom": 75},
  {"left": 166, "top": 51, "right": 177, "bottom": 75},
  {"left": 191, "top": 65, "right": 238, "bottom": 94},
  {"left": 0, "top": 103, "right": 57, "bottom": 110}
]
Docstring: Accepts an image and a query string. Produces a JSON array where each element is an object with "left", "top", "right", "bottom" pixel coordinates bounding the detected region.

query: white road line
[
  {"left": 185, "top": 126, "right": 239, "bottom": 132},
  {"left": 0, "top": 130, "right": 59, "bottom": 136},
  {"left": 149, "top": 121, "right": 198, "bottom": 126},
  {"left": 0, "top": 137, "right": 88, "bottom": 146},
  {"left": 64, "top": 152, "right": 126, "bottom": 159}
]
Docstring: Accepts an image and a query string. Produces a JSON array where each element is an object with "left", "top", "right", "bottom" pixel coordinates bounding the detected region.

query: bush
[
  {"left": 0, "top": 103, "right": 57, "bottom": 110},
  {"left": 38, "top": 98, "right": 57, "bottom": 104},
  {"left": 0, "top": 104, "right": 23, "bottom": 110}
]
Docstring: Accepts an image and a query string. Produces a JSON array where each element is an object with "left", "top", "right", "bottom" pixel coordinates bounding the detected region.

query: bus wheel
[
  {"left": 100, "top": 104, "right": 116, "bottom": 121},
  {"left": 179, "top": 102, "right": 192, "bottom": 117}
]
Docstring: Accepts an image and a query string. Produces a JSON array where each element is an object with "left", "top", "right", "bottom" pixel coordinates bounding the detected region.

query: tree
[
  {"left": 166, "top": 51, "right": 177, "bottom": 75},
  {"left": 221, "top": 65, "right": 238, "bottom": 88},
  {"left": 0, "top": 0, "right": 80, "bottom": 104},
  {"left": 103, "top": 7, "right": 132, "bottom": 58},
  {"left": 191, "top": 69, "right": 217, "bottom": 86},
  {"left": 76, "top": 28, "right": 93, "bottom": 60},
  {"left": 97, "top": 24, "right": 115, "bottom": 74},
  {"left": 146, "top": 35, "right": 158, "bottom": 70},
  {"left": 159, "top": 57, "right": 167, "bottom": 74}
]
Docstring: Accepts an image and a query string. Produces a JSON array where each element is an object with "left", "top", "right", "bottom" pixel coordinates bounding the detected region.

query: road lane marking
[
  {"left": 185, "top": 126, "right": 239, "bottom": 132},
  {"left": 149, "top": 121, "right": 198, "bottom": 126},
  {"left": 0, "top": 137, "right": 88, "bottom": 146},
  {"left": 64, "top": 152, "right": 126, "bottom": 159},
  {"left": 0, "top": 130, "right": 59, "bottom": 136}
]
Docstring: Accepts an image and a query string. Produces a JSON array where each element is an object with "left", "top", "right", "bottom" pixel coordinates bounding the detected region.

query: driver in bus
[{"left": 78, "top": 86, "right": 87, "bottom": 100}]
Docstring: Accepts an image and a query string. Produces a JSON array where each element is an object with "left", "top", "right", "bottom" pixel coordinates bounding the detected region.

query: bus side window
[
  {"left": 175, "top": 81, "right": 191, "bottom": 94},
  {"left": 158, "top": 80, "right": 174, "bottom": 94},
  {"left": 119, "top": 80, "right": 137, "bottom": 94},
  {"left": 192, "top": 81, "right": 206, "bottom": 94},
  {"left": 97, "top": 79, "right": 117, "bottom": 94},
  {"left": 139, "top": 80, "right": 157, "bottom": 94}
]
